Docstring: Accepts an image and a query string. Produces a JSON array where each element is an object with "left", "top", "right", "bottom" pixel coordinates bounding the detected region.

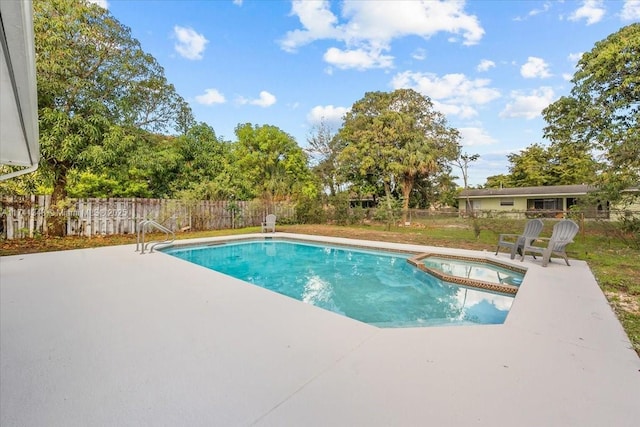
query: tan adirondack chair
[
  {"left": 495, "top": 218, "right": 544, "bottom": 260},
  {"left": 520, "top": 219, "right": 579, "bottom": 267},
  {"left": 261, "top": 214, "right": 276, "bottom": 233}
]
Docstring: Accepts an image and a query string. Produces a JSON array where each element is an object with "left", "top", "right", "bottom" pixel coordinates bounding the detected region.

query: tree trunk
[
  {"left": 263, "top": 189, "right": 274, "bottom": 217},
  {"left": 383, "top": 180, "right": 393, "bottom": 231},
  {"left": 48, "top": 168, "right": 69, "bottom": 237},
  {"left": 383, "top": 181, "right": 393, "bottom": 208},
  {"left": 401, "top": 174, "right": 414, "bottom": 224},
  {"left": 328, "top": 178, "right": 336, "bottom": 197}
]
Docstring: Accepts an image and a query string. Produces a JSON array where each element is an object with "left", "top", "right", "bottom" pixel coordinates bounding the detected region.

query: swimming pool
[{"left": 162, "top": 239, "right": 516, "bottom": 328}]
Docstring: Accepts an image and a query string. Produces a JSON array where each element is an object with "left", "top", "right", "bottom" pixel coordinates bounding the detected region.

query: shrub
[{"left": 295, "top": 195, "right": 326, "bottom": 224}]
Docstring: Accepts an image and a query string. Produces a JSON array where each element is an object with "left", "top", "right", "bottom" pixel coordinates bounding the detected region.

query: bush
[
  {"left": 350, "top": 205, "right": 366, "bottom": 225},
  {"left": 295, "top": 195, "right": 326, "bottom": 224},
  {"left": 328, "top": 193, "right": 351, "bottom": 225},
  {"left": 618, "top": 211, "right": 640, "bottom": 249},
  {"left": 373, "top": 196, "right": 403, "bottom": 230}
]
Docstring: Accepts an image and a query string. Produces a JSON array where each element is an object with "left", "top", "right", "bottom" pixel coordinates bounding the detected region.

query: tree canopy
[
  {"left": 29, "top": 0, "right": 195, "bottom": 233},
  {"left": 234, "top": 123, "right": 317, "bottom": 202},
  {"left": 35, "top": 0, "right": 192, "bottom": 134},
  {"left": 2, "top": 1, "right": 321, "bottom": 210},
  {"left": 483, "top": 139, "right": 598, "bottom": 189},
  {"left": 543, "top": 23, "right": 640, "bottom": 205},
  {"left": 305, "top": 119, "right": 343, "bottom": 198},
  {"left": 337, "top": 89, "right": 460, "bottom": 217}
]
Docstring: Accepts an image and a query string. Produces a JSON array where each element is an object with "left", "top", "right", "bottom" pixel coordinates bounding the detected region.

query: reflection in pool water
[
  {"left": 163, "top": 240, "right": 516, "bottom": 328},
  {"left": 422, "top": 257, "right": 524, "bottom": 286}
]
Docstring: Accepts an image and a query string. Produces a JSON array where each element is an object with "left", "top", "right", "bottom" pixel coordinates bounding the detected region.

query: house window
[
  {"left": 566, "top": 197, "right": 579, "bottom": 209},
  {"left": 500, "top": 198, "right": 514, "bottom": 207},
  {"left": 527, "top": 198, "right": 563, "bottom": 211},
  {"left": 463, "top": 199, "right": 480, "bottom": 211}
]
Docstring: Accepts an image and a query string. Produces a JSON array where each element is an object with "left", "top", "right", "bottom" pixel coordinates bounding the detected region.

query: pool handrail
[{"left": 136, "top": 219, "right": 175, "bottom": 254}]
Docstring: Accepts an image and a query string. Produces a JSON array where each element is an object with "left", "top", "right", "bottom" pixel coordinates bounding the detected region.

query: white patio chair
[
  {"left": 495, "top": 218, "right": 544, "bottom": 260},
  {"left": 261, "top": 214, "right": 276, "bottom": 233},
  {"left": 520, "top": 219, "right": 579, "bottom": 267}
]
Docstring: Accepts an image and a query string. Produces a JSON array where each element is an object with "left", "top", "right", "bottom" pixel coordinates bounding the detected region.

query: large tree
[
  {"left": 34, "top": 0, "right": 193, "bottom": 233},
  {"left": 337, "top": 89, "right": 460, "bottom": 221},
  {"left": 305, "top": 119, "right": 343, "bottom": 197},
  {"left": 170, "top": 123, "right": 234, "bottom": 200},
  {"left": 486, "top": 140, "right": 597, "bottom": 188},
  {"left": 452, "top": 152, "right": 479, "bottom": 212},
  {"left": 233, "top": 123, "right": 316, "bottom": 203},
  {"left": 507, "top": 143, "right": 552, "bottom": 187},
  {"left": 542, "top": 23, "right": 640, "bottom": 206}
]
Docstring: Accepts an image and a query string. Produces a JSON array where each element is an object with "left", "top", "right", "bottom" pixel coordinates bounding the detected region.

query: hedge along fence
[{"left": 0, "top": 195, "right": 296, "bottom": 239}]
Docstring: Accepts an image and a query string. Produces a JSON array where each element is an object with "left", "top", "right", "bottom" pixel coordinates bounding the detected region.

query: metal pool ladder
[{"left": 136, "top": 219, "right": 175, "bottom": 254}]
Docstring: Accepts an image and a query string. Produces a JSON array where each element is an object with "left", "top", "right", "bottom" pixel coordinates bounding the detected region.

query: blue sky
[{"left": 93, "top": 0, "right": 639, "bottom": 186}]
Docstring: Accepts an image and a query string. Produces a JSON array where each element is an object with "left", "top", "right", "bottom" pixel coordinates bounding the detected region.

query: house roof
[
  {"left": 459, "top": 184, "right": 596, "bottom": 199},
  {"left": 0, "top": 0, "right": 39, "bottom": 180}
]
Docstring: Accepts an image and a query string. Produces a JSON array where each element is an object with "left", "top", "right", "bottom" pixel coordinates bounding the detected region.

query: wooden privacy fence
[{"left": 0, "top": 196, "right": 295, "bottom": 239}]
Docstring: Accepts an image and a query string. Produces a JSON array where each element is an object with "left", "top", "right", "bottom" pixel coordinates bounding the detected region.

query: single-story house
[{"left": 457, "top": 185, "right": 609, "bottom": 218}]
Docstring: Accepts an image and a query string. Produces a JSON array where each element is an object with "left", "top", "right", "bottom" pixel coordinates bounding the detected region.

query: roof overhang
[
  {"left": 460, "top": 192, "right": 590, "bottom": 200},
  {"left": 458, "top": 185, "right": 595, "bottom": 199},
  {"left": 0, "top": 0, "right": 39, "bottom": 181}
]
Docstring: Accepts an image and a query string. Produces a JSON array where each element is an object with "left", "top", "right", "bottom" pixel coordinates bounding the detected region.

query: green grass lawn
[{"left": 1, "top": 217, "right": 638, "bottom": 356}]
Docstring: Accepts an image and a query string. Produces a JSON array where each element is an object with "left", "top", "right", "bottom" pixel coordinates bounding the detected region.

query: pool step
[{"left": 407, "top": 253, "right": 522, "bottom": 295}]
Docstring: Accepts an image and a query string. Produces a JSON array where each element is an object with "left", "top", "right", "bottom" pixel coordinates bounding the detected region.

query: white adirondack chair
[
  {"left": 495, "top": 218, "right": 544, "bottom": 260},
  {"left": 261, "top": 214, "right": 276, "bottom": 233},
  {"left": 520, "top": 219, "right": 579, "bottom": 267}
]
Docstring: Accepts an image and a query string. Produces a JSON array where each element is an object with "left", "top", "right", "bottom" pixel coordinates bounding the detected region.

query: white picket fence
[{"left": 0, "top": 196, "right": 295, "bottom": 239}]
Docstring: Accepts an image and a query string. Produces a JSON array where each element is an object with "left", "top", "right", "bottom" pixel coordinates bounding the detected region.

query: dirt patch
[{"left": 605, "top": 291, "right": 640, "bottom": 315}]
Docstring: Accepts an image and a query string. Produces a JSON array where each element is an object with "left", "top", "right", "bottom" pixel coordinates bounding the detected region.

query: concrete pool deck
[{"left": 1, "top": 233, "right": 639, "bottom": 426}]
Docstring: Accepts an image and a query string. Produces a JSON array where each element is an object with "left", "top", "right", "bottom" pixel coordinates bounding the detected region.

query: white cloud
[
  {"left": 280, "top": 0, "right": 484, "bottom": 70},
  {"left": 339, "top": 1, "right": 485, "bottom": 46},
  {"left": 173, "top": 26, "right": 208, "bottom": 60},
  {"left": 520, "top": 56, "right": 552, "bottom": 78},
  {"left": 391, "top": 71, "right": 501, "bottom": 118},
  {"left": 280, "top": 1, "right": 340, "bottom": 52},
  {"left": 621, "top": 0, "right": 640, "bottom": 20},
  {"left": 307, "top": 105, "right": 349, "bottom": 126},
  {"left": 477, "top": 59, "right": 495, "bottom": 72},
  {"left": 323, "top": 47, "right": 393, "bottom": 70},
  {"left": 528, "top": 2, "right": 551, "bottom": 17},
  {"left": 195, "top": 89, "right": 226, "bottom": 105},
  {"left": 569, "top": 0, "right": 606, "bottom": 25},
  {"left": 500, "top": 87, "right": 555, "bottom": 119},
  {"left": 458, "top": 127, "right": 497, "bottom": 146},
  {"left": 468, "top": 151, "right": 514, "bottom": 184},
  {"left": 433, "top": 102, "right": 479, "bottom": 119},
  {"left": 412, "top": 48, "right": 427, "bottom": 61},
  {"left": 513, "top": 1, "right": 551, "bottom": 21},
  {"left": 567, "top": 52, "right": 584, "bottom": 63},
  {"left": 561, "top": 53, "right": 584, "bottom": 81},
  {"left": 86, "top": 0, "right": 109, "bottom": 8},
  {"left": 233, "top": 0, "right": 243, "bottom": 6},
  {"left": 238, "top": 91, "right": 277, "bottom": 107}
]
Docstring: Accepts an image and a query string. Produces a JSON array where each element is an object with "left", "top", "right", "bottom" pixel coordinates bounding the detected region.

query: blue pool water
[{"left": 162, "top": 240, "right": 515, "bottom": 327}]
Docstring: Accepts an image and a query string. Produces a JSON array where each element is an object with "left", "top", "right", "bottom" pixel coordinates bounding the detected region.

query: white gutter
[
  {"left": 0, "top": 164, "right": 38, "bottom": 180},
  {"left": 0, "top": 0, "right": 39, "bottom": 181}
]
